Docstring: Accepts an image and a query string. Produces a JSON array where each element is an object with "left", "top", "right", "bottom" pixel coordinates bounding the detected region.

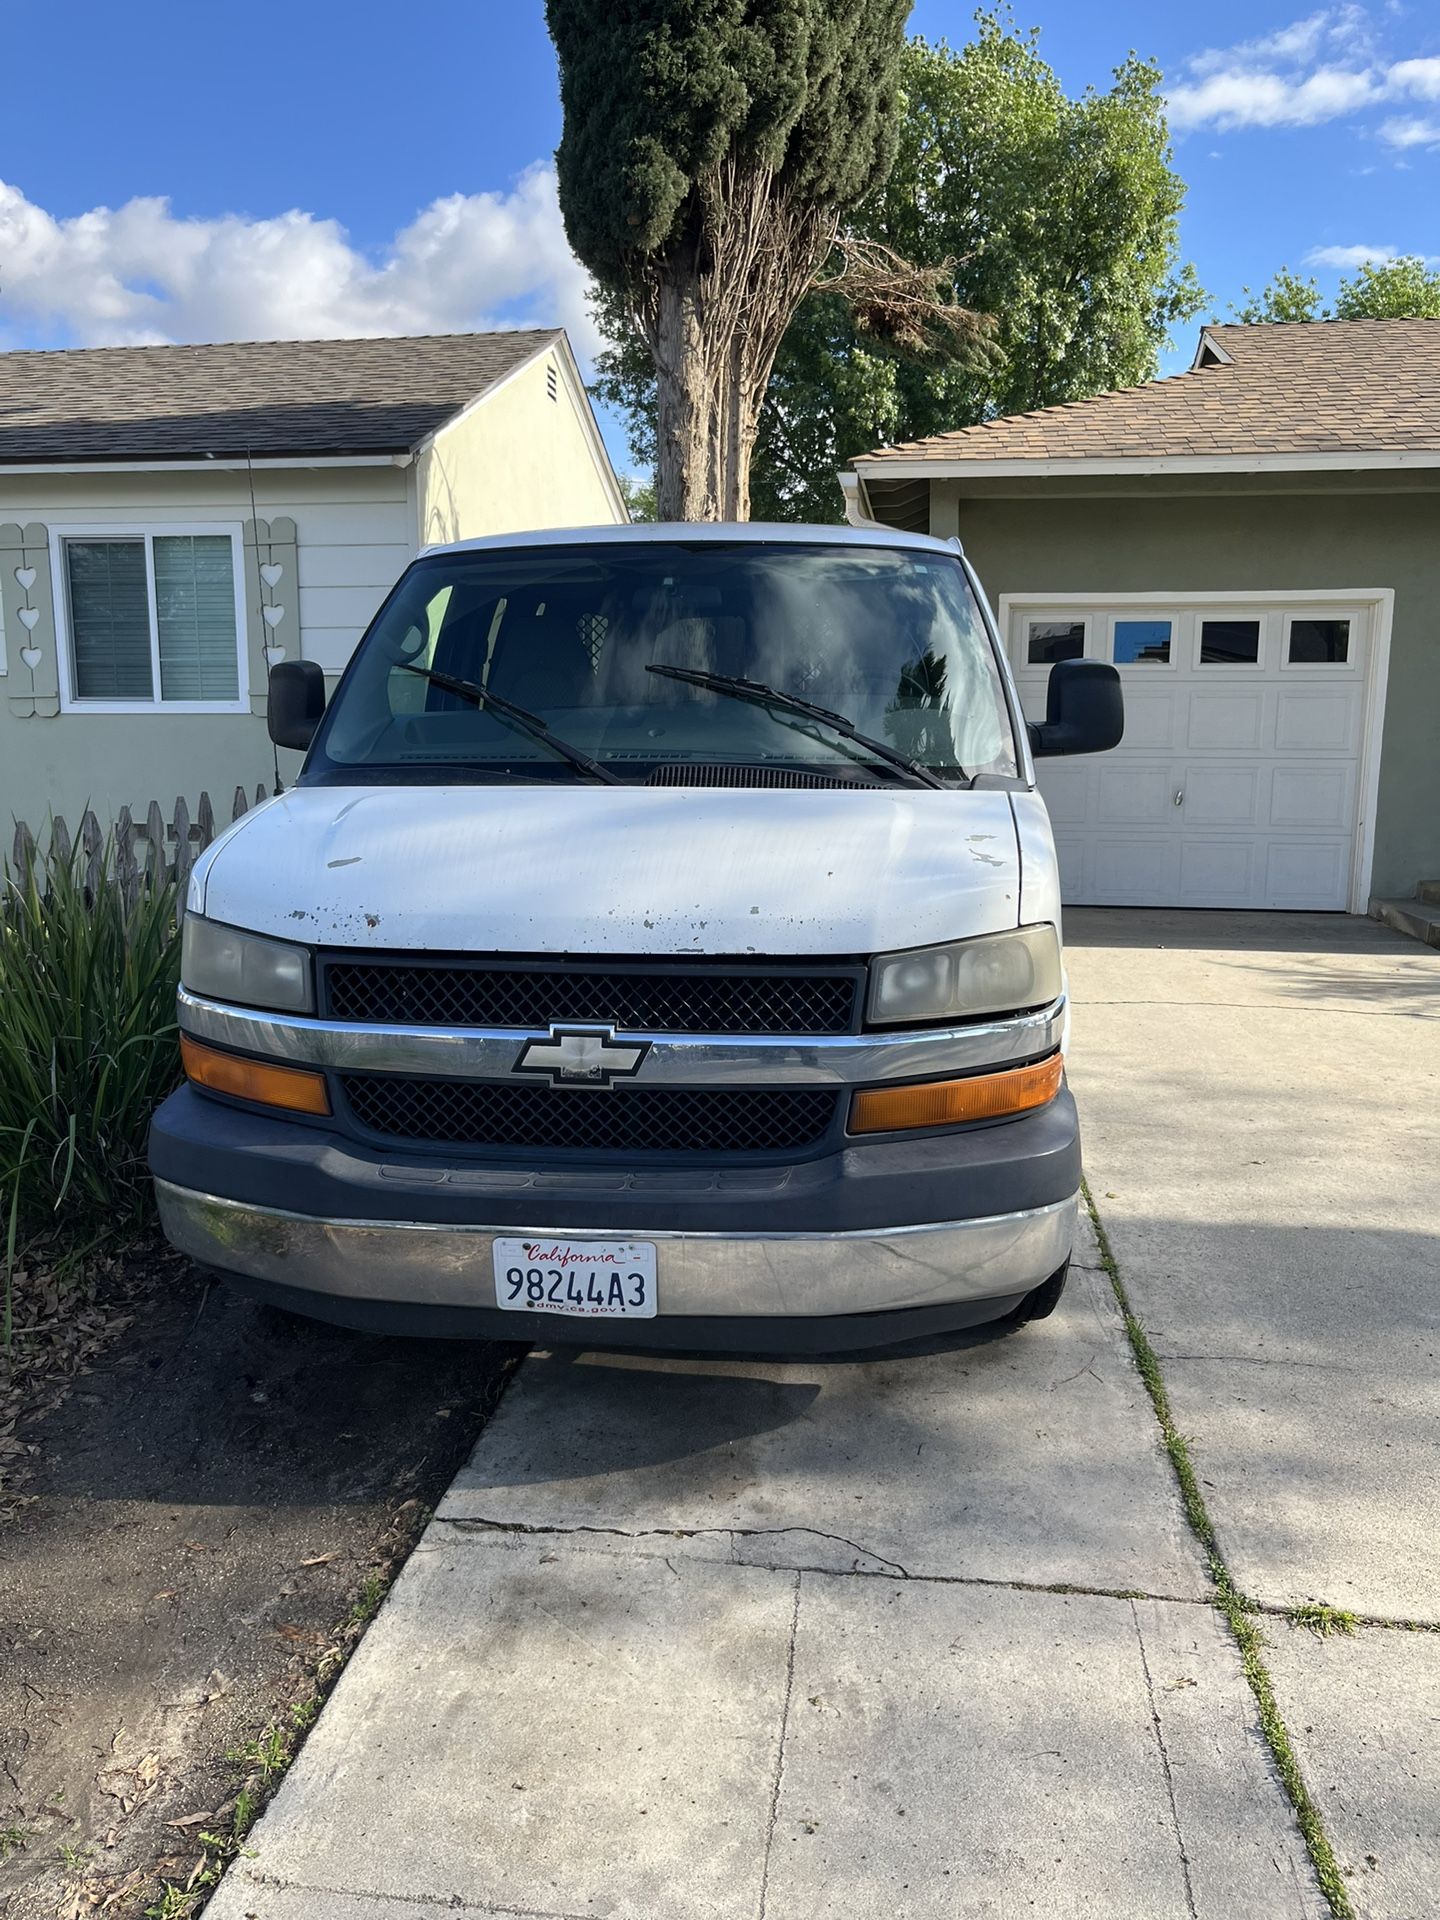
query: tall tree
[
  {"left": 594, "top": 12, "right": 1203, "bottom": 521},
  {"left": 547, "top": 0, "right": 917, "bottom": 520},
  {"left": 1234, "top": 256, "right": 1440, "bottom": 324}
]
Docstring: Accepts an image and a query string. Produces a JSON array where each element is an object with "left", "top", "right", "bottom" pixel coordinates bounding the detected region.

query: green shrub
[{"left": 1, "top": 839, "right": 181, "bottom": 1249}]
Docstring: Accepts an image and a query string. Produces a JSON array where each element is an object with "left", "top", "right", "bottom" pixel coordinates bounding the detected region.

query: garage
[
  {"left": 847, "top": 318, "right": 1438, "bottom": 918},
  {"left": 1000, "top": 590, "right": 1389, "bottom": 911}
]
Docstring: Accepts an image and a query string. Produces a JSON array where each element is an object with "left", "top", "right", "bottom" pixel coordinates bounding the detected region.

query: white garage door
[{"left": 1004, "top": 595, "right": 1378, "bottom": 911}]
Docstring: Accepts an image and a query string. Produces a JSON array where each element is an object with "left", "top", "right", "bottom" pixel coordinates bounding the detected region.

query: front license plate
[{"left": 492, "top": 1238, "right": 658, "bottom": 1318}]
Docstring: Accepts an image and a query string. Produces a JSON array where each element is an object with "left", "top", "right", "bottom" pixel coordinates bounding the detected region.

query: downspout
[{"left": 839, "top": 469, "right": 885, "bottom": 529}]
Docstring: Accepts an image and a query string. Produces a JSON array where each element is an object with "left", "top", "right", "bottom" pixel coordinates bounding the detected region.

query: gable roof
[
  {"left": 853, "top": 318, "right": 1440, "bottom": 476},
  {"left": 0, "top": 329, "right": 562, "bottom": 466}
]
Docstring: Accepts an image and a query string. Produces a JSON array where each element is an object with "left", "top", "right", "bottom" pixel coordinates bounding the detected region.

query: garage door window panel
[
  {"left": 1198, "top": 619, "right": 1262, "bottom": 667},
  {"left": 1026, "top": 619, "right": 1087, "bottom": 665},
  {"left": 1285, "top": 617, "right": 1352, "bottom": 666},
  {"left": 1111, "top": 618, "right": 1173, "bottom": 667}
]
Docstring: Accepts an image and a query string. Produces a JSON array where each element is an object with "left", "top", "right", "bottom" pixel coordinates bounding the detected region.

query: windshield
[{"left": 307, "top": 540, "right": 1019, "bottom": 785}]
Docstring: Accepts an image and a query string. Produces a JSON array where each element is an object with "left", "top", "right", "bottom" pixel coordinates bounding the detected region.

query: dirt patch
[{"left": 0, "top": 1244, "right": 517, "bottom": 1916}]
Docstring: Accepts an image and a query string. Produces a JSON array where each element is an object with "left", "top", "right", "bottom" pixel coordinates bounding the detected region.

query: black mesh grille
[
  {"left": 340, "top": 1076, "right": 839, "bottom": 1155},
  {"left": 323, "top": 959, "right": 858, "bottom": 1035}
]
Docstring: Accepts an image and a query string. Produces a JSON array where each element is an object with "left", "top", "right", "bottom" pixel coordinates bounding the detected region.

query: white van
[{"left": 150, "top": 524, "right": 1121, "bottom": 1351}]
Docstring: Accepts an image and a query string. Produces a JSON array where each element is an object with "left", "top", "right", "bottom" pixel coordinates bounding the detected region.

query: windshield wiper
[
  {"left": 645, "top": 663, "right": 951, "bottom": 790},
  {"left": 398, "top": 663, "right": 621, "bottom": 786}
]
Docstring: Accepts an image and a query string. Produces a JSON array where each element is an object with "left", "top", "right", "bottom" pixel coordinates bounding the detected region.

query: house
[
  {"left": 0, "top": 329, "right": 626, "bottom": 829},
  {"left": 845, "top": 318, "right": 1440, "bottom": 923}
]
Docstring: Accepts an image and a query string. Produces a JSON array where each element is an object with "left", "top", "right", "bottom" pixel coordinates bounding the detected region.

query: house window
[
  {"left": 1026, "top": 619, "right": 1085, "bottom": 665},
  {"left": 62, "top": 530, "right": 243, "bottom": 708},
  {"left": 1113, "top": 618, "right": 1171, "bottom": 665}
]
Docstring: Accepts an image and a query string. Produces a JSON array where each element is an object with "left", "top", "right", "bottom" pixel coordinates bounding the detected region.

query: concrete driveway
[{"left": 207, "top": 911, "right": 1439, "bottom": 1920}]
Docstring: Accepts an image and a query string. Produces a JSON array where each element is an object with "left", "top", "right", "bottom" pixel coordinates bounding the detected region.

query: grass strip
[{"left": 1082, "top": 1182, "right": 1356, "bottom": 1920}]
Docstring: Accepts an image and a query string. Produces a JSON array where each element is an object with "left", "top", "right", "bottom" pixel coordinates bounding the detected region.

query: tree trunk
[
  {"left": 653, "top": 267, "right": 720, "bottom": 520},
  {"left": 639, "top": 175, "right": 837, "bottom": 523}
]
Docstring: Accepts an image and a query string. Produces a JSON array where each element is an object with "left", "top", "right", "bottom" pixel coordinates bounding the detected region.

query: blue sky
[{"left": 2, "top": 1, "right": 1436, "bottom": 467}]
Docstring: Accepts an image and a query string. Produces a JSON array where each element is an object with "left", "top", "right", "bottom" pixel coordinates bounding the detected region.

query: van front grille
[
  {"left": 323, "top": 957, "right": 860, "bottom": 1036},
  {"left": 340, "top": 1076, "right": 839, "bottom": 1157}
]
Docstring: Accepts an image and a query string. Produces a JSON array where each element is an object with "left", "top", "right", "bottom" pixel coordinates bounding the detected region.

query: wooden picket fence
[{"left": 8, "top": 784, "right": 281, "bottom": 906}]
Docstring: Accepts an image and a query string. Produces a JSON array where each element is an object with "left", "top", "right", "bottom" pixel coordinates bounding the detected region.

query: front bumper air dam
[{"left": 149, "top": 1082, "right": 1081, "bottom": 1350}]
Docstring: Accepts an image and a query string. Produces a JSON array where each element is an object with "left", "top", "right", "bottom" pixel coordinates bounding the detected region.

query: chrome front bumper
[{"left": 154, "top": 1180, "right": 1078, "bottom": 1320}]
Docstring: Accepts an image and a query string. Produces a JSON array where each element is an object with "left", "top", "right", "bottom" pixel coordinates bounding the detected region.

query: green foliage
[
  {"left": 0, "top": 839, "right": 181, "bottom": 1245},
  {"left": 1233, "top": 267, "right": 1323, "bottom": 325},
  {"left": 1234, "top": 256, "right": 1440, "bottom": 325},
  {"left": 546, "top": 0, "right": 910, "bottom": 285},
  {"left": 617, "top": 473, "right": 658, "bottom": 522},
  {"left": 1333, "top": 255, "right": 1440, "bottom": 320},
  {"left": 595, "top": 11, "right": 1204, "bottom": 521}
]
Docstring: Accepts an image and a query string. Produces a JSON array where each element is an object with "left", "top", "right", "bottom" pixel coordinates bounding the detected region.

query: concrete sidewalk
[
  {"left": 207, "top": 910, "right": 1437, "bottom": 1920},
  {"left": 1065, "top": 910, "right": 1440, "bottom": 1920}
]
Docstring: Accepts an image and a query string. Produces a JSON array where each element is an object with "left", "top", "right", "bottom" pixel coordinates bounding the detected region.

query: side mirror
[
  {"left": 268, "top": 660, "right": 327, "bottom": 751},
  {"left": 1029, "top": 659, "right": 1124, "bottom": 759}
]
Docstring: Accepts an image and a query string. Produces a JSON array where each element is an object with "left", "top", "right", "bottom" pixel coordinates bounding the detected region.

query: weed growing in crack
[
  {"left": 1083, "top": 1184, "right": 1357, "bottom": 1920},
  {"left": 1288, "top": 1602, "right": 1360, "bottom": 1639}
]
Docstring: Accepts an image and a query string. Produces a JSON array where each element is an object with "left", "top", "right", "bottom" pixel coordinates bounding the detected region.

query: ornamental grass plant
[{"left": 1, "top": 837, "right": 181, "bottom": 1341}]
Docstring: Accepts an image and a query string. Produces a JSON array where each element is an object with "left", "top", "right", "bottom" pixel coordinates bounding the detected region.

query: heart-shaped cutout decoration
[
  {"left": 15, "top": 566, "right": 36, "bottom": 591},
  {"left": 263, "top": 604, "right": 285, "bottom": 629},
  {"left": 17, "top": 606, "right": 39, "bottom": 631},
  {"left": 264, "top": 643, "right": 287, "bottom": 666},
  {"left": 20, "top": 645, "right": 41, "bottom": 670},
  {"left": 260, "top": 563, "right": 283, "bottom": 588}
]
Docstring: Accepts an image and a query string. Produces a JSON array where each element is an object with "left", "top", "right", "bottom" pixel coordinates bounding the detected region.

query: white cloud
[
  {"left": 1169, "top": 65, "right": 1379, "bottom": 129},
  {"left": 1378, "top": 113, "right": 1440, "bottom": 147},
  {"left": 1305, "top": 242, "right": 1396, "bottom": 265},
  {"left": 1388, "top": 56, "right": 1440, "bottom": 99},
  {"left": 0, "top": 165, "right": 600, "bottom": 360},
  {"left": 1168, "top": 6, "right": 1440, "bottom": 134}
]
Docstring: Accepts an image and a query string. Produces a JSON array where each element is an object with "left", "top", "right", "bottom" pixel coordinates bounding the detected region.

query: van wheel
[{"left": 1010, "top": 1259, "right": 1070, "bottom": 1325}]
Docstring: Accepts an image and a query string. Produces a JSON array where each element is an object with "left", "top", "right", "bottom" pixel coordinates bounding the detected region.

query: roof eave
[
  {"left": 852, "top": 449, "right": 1440, "bottom": 480},
  {"left": 0, "top": 451, "right": 416, "bottom": 475}
]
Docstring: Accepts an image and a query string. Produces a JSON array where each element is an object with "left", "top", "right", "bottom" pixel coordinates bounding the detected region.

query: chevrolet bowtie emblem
[{"left": 513, "top": 1024, "right": 650, "bottom": 1088}]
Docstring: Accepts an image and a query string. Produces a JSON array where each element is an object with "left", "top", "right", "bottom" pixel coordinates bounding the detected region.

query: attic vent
[
  {"left": 646, "top": 764, "right": 871, "bottom": 790},
  {"left": 546, "top": 364, "right": 559, "bottom": 403}
]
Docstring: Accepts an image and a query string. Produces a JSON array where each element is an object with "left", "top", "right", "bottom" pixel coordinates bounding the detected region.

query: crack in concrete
[
  {"left": 757, "top": 1572, "right": 802, "bottom": 1920},
  {"left": 447, "top": 1513, "right": 912, "bottom": 1578},
  {"left": 1130, "top": 1599, "right": 1199, "bottom": 1920},
  {"left": 226, "top": 1867, "right": 592, "bottom": 1918},
  {"left": 442, "top": 1515, "right": 1213, "bottom": 1608}
]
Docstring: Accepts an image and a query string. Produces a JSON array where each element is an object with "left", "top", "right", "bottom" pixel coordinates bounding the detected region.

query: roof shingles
[
  {"left": 855, "top": 319, "right": 1440, "bottom": 467},
  {"left": 0, "top": 330, "right": 560, "bottom": 464}
]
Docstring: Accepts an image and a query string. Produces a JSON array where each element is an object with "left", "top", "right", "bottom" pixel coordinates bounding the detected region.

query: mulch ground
[{"left": 0, "top": 1240, "right": 517, "bottom": 1917}]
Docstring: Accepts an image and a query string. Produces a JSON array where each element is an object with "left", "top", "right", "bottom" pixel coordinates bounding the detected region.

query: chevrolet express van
[{"left": 150, "top": 524, "right": 1121, "bottom": 1351}]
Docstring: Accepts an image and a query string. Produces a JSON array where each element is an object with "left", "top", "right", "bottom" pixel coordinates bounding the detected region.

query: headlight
[
  {"left": 182, "top": 915, "right": 314, "bottom": 1014},
  {"left": 867, "top": 924, "right": 1062, "bottom": 1026}
]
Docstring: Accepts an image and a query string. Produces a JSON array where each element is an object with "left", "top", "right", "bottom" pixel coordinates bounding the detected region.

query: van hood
[{"left": 196, "top": 784, "right": 1022, "bottom": 956}]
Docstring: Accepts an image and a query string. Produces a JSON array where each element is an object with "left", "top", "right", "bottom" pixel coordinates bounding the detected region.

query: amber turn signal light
[
  {"left": 181, "top": 1034, "right": 331, "bottom": 1116},
  {"left": 849, "top": 1053, "right": 1063, "bottom": 1135}
]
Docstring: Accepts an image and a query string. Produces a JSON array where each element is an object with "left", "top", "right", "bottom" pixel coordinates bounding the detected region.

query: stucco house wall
[
  {"left": 0, "top": 465, "right": 413, "bottom": 828},
  {"left": 414, "top": 340, "right": 625, "bottom": 549},
  {"left": 939, "top": 480, "right": 1440, "bottom": 903}
]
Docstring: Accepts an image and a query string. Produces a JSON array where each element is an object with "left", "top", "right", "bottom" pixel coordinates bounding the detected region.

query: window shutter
[
  {"left": 155, "top": 535, "right": 239, "bottom": 700},
  {"left": 2, "top": 521, "right": 60, "bottom": 718},
  {"left": 67, "top": 541, "right": 153, "bottom": 699}
]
